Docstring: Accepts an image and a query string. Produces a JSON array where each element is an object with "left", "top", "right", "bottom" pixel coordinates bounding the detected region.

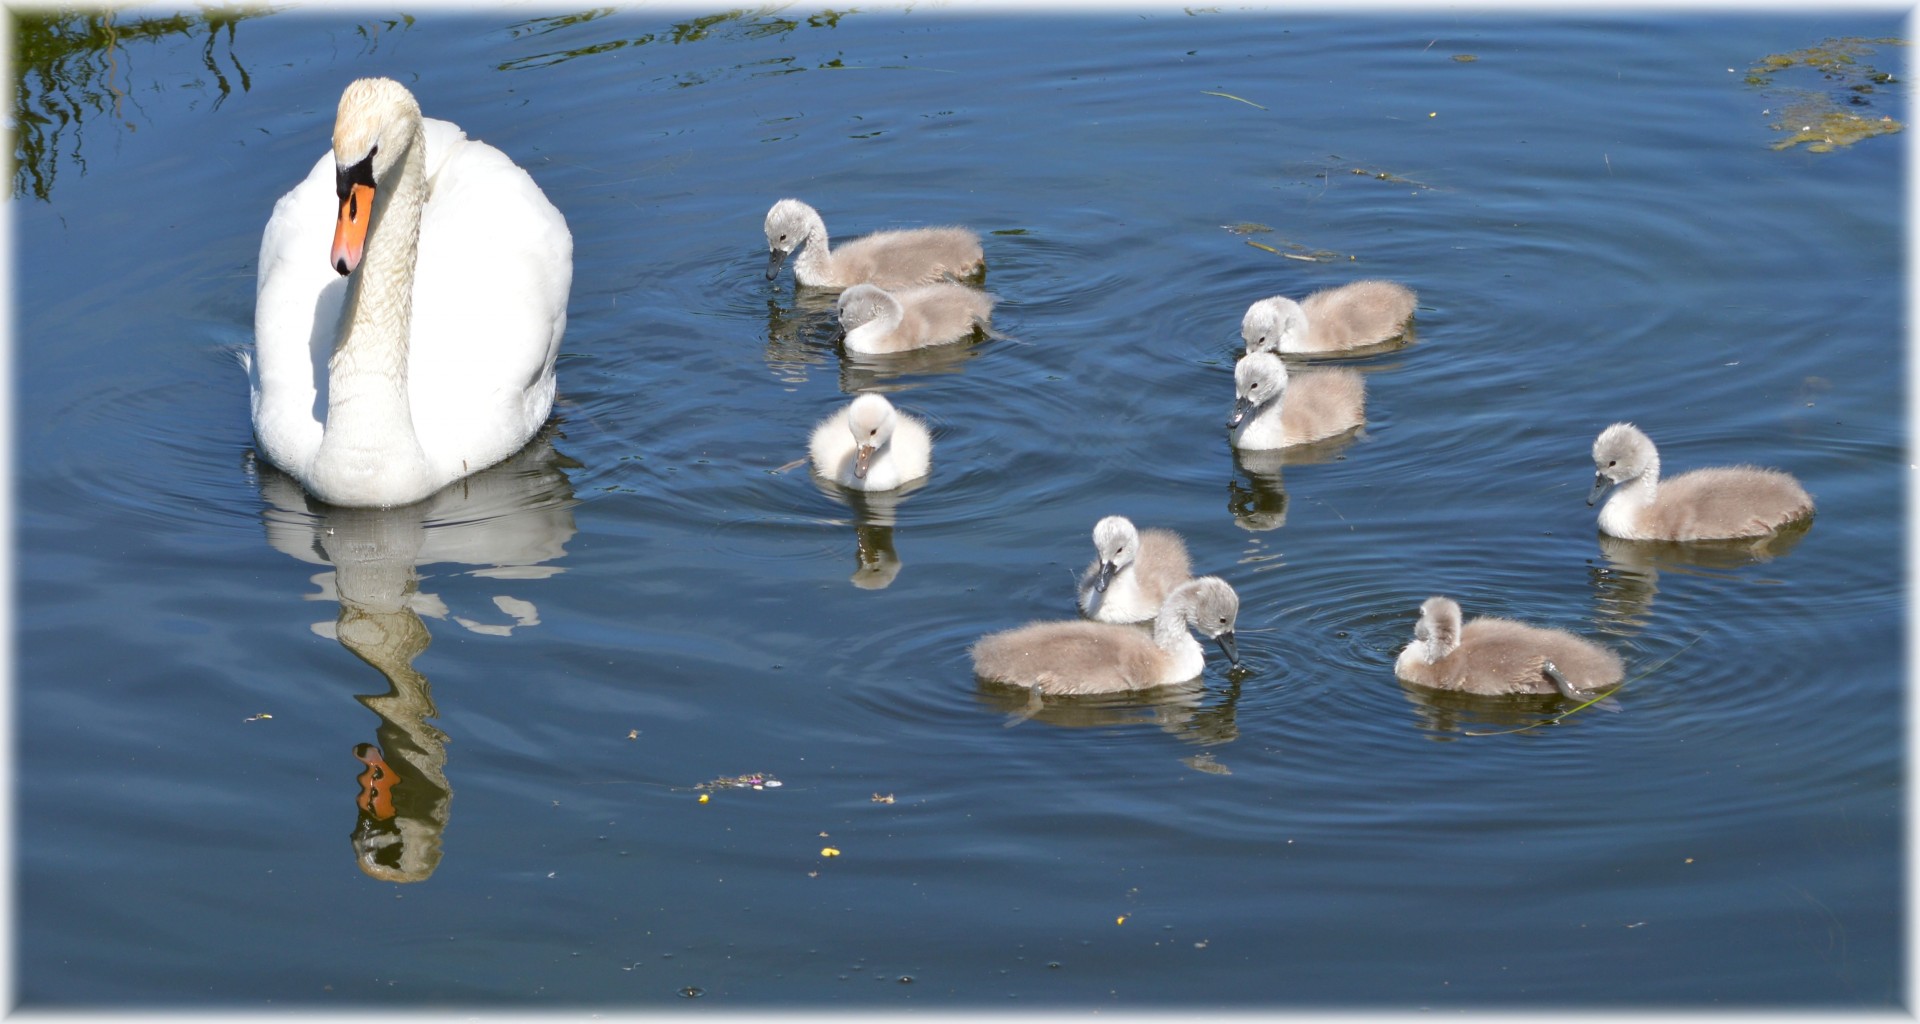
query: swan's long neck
[
  {"left": 1150, "top": 593, "right": 1199, "bottom": 654},
  {"left": 792, "top": 208, "right": 832, "bottom": 282},
  {"left": 313, "top": 121, "right": 431, "bottom": 500},
  {"left": 1600, "top": 450, "right": 1661, "bottom": 536}
]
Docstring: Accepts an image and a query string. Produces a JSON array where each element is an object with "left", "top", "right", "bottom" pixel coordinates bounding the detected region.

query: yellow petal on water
[
  {"left": 1116, "top": 914, "right": 1128, "bottom": 926},
  {"left": 698, "top": 793, "right": 709, "bottom": 804},
  {"left": 821, "top": 847, "right": 841, "bottom": 857}
]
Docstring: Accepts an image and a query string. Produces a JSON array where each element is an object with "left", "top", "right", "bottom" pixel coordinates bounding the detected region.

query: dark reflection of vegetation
[
  {"left": 1744, "top": 36, "right": 1907, "bottom": 152},
  {"left": 10, "top": 6, "right": 416, "bottom": 200},
  {"left": 499, "top": 6, "right": 855, "bottom": 72}
]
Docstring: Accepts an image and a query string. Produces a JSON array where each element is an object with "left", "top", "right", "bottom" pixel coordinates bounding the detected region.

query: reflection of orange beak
[
  {"left": 331, "top": 182, "right": 374, "bottom": 276},
  {"left": 854, "top": 443, "right": 876, "bottom": 480},
  {"left": 354, "top": 742, "right": 397, "bottom": 821}
]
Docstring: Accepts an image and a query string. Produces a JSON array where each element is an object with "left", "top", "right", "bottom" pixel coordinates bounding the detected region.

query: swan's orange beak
[{"left": 331, "top": 181, "right": 375, "bottom": 276}]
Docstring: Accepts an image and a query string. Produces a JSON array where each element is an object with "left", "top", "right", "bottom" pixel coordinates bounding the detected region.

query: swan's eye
[
  {"left": 1608, "top": 460, "right": 1617, "bottom": 467},
  {"left": 1250, "top": 382, "right": 1260, "bottom": 391}
]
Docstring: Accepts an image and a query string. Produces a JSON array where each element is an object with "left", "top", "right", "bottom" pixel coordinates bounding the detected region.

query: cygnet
[
  {"left": 809, "top": 393, "right": 931, "bottom": 492},
  {"left": 1394, "top": 596, "right": 1623, "bottom": 699},
  {"left": 764, "top": 198, "right": 984, "bottom": 289},
  {"left": 1228, "top": 353, "right": 1366, "bottom": 450},
  {"left": 1588, "top": 422, "right": 1814, "bottom": 541},
  {"left": 1241, "top": 280, "right": 1416, "bottom": 354},
  {"left": 836, "top": 282, "right": 995, "bottom": 354},
  {"left": 971, "top": 576, "right": 1242, "bottom": 695},
  {"left": 1076, "top": 515, "right": 1193, "bottom": 623}
]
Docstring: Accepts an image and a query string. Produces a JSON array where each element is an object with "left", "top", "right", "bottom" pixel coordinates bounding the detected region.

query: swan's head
[
  {"left": 836, "top": 283, "right": 900, "bottom": 333},
  {"left": 844, "top": 393, "right": 897, "bottom": 480},
  {"left": 1088, "top": 515, "right": 1140, "bottom": 594},
  {"left": 1409, "top": 596, "right": 1463, "bottom": 664},
  {"left": 764, "top": 198, "right": 818, "bottom": 280},
  {"left": 1174, "top": 576, "right": 1241, "bottom": 666},
  {"left": 1228, "top": 352, "right": 1288, "bottom": 428},
  {"left": 330, "top": 77, "right": 422, "bottom": 276},
  {"left": 1589, "top": 422, "right": 1656, "bottom": 506},
  {"left": 1241, "top": 296, "right": 1308, "bottom": 354}
]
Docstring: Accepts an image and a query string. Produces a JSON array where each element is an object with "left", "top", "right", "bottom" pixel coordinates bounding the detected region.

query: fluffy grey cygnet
[
  {"left": 971, "top": 576, "right": 1241, "bottom": 694},
  {"left": 1228, "top": 353, "right": 1366, "bottom": 450},
  {"left": 1075, "top": 515, "right": 1193, "bottom": 624},
  {"left": 1394, "top": 596, "right": 1623, "bottom": 699},
  {"left": 1241, "top": 280, "right": 1415, "bottom": 354},
  {"left": 808, "top": 393, "right": 931, "bottom": 492},
  {"left": 836, "top": 282, "right": 995, "bottom": 354},
  {"left": 1588, "top": 422, "right": 1814, "bottom": 541},
  {"left": 764, "top": 198, "right": 984, "bottom": 289}
]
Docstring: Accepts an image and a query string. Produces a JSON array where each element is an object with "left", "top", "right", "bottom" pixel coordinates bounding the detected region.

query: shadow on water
[
  {"left": 10, "top": 6, "right": 414, "bottom": 201},
  {"left": 253, "top": 430, "right": 579, "bottom": 882}
]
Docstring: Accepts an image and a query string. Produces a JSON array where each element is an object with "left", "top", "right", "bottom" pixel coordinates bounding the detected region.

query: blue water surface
[{"left": 11, "top": 6, "right": 1907, "bottom": 1009}]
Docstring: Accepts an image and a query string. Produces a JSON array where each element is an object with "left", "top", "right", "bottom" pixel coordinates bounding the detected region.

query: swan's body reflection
[
  {"left": 810, "top": 472, "right": 924, "bottom": 589},
  {"left": 975, "top": 674, "right": 1248, "bottom": 766},
  {"left": 1225, "top": 433, "right": 1357, "bottom": 531},
  {"left": 1590, "top": 520, "right": 1811, "bottom": 627},
  {"left": 253, "top": 431, "right": 578, "bottom": 881}
]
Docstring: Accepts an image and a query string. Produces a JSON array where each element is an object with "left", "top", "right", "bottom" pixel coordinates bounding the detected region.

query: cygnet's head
[
  {"left": 836, "top": 283, "right": 899, "bottom": 333},
  {"left": 1241, "top": 297, "right": 1309, "bottom": 354},
  {"left": 1408, "top": 596, "right": 1463, "bottom": 664},
  {"left": 1228, "top": 351, "right": 1289, "bottom": 428},
  {"left": 330, "top": 78, "right": 421, "bottom": 276},
  {"left": 844, "top": 393, "right": 898, "bottom": 481},
  {"left": 1174, "top": 576, "right": 1242, "bottom": 666},
  {"left": 1588, "top": 422, "right": 1657, "bottom": 506},
  {"left": 1087, "top": 515, "right": 1141, "bottom": 594},
  {"left": 763, "top": 198, "right": 815, "bottom": 279}
]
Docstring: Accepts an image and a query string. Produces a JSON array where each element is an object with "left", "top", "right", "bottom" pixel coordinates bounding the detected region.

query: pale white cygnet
[
  {"left": 836, "top": 282, "right": 995, "bottom": 354},
  {"left": 1076, "top": 515, "right": 1193, "bottom": 624},
  {"left": 1241, "top": 280, "right": 1416, "bottom": 355},
  {"left": 1394, "top": 596, "right": 1623, "bottom": 699},
  {"left": 808, "top": 393, "right": 931, "bottom": 492},
  {"left": 1228, "top": 353, "right": 1366, "bottom": 450},
  {"left": 971, "top": 576, "right": 1242, "bottom": 695},
  {"left": 1588, "top": 422, "right": 1814, "bottom": 541},
  {"left": 764, "top": 198, "right": 984, "bottom": 289}
]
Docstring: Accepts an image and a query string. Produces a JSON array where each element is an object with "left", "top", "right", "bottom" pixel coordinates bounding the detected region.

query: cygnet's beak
[
  {"left": 853, "top": 443, "right": 877, "bottom": 480},
  {"left": 765, "top": 247, "right": 789, "bottom": 281},
  {"left": 1093, "top": 561, "right": 1118, "bottom": 594},
  {"left": 1213, "top": 630, "right": 1240, "bottom": 667},
  {"left": 1227, "top": 397, "right": 1253, "bottom": 429},
  {"left": 1586, "top": 472, "right": 1613, "bottom": 507}
]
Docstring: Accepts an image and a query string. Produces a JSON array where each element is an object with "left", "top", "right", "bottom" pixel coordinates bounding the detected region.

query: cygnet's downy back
[
  {"left": 1241, "top": 280, "right": 1416, "bottom": 354},
  {"left": 1076, "top": 515, "right": 1193, "bottom": 623},
  {"left": 1588, "top": 422, "right": 1813, "bottom": 542},
  {"left": 1228, "top": 352, "right": 1365, "bottom": 450},
  {"left": 1394, "top": 596, "right": 1622, "bottom": 699},
  {"left": 764, "top": 198, "right": 984, "bottom": 290},
  {"left": 972, "top": 576, "right": 1242, "bottom": 695},
  {"left": 836, "top": 282, "right": 995, "bottom": 354}
]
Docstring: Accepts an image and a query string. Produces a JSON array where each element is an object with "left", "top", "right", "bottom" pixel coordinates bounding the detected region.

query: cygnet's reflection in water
[
  {"left": 1395, "top": 682, "right": 1595, "bottom": 741},
  {"left": 1225, "top": 431, "right": 1358, "bottom": 532},
  {"left": 809, "top": 472, "right": 925, "bottom": 589},
  {"left": 974, "top": 669, "right": 1252, "bottom": 772},
  {"left": 1588, "top": 519, "right": 1812, "bottom": 628},
  {"left": 253, "top": 430, "right": 579, "bottom": 882}
]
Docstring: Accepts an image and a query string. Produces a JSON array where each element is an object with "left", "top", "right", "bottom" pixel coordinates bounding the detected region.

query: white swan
[
  {"left": 836, "top": 282, "right": 995, "bottom": 354},
  {"left": 972, "top": 576, "right": 1242, "bottom": 695},
  {"left": 248, "top": 77, "right": 572, "bottom": 508},
  {"left": 764, "top": 198, "right": 983, "bottom": 289},
  {"left": 1076, "top": 516, "right": 1193, "bottom": 624},
  {"left": 1394, "top": 596, "right": 1623, "bottom": 699},
  {"left": 1241, "top": 280, "right": 1416, "bottom": 354},
  {"left": 1228, "top": 353, "right": 1366, "bottom": 450},
  {"left": 1588, "top": 423, "right": 1815, "bottom": 541},
  {"left": 808, "top": 393, "right": 932, "bottom": 492}
]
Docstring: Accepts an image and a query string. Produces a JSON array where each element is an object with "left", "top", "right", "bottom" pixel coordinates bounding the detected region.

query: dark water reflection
[{"left": 255, "top": 434, "right": 579, "bottom": 884}]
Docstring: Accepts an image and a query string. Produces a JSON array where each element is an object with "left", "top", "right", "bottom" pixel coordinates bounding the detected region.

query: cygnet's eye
[
  {"left": 1250, "top": 382, "right": 1261, "bottom": 391},
  {"left": 1607, "top": 459, "right": 1617, "bottom": 467}
]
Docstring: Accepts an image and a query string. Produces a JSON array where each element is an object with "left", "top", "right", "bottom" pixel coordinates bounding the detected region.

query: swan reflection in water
[
  {"left": 974, "top": 669, "right": 1252, "bottom": 774},
  {"left": 252, "top": 430, "right": 579, "bottom": 882},
  {"left": 809, "top": 467, "right": 926, "bottom": 590},
  {"left": 1224, "top": 431, "right": 1358, "bottom": 532},
  {"left": 1588, "top": 519, "right": 1812, "bottom": 628}
]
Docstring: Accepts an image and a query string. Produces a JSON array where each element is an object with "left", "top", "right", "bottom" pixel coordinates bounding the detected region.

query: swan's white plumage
[{"left": 250, "top": 78, "right": 572, "bottom": 508}]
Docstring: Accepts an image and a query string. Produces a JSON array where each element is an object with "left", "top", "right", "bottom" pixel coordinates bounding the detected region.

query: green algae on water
[{"left": 1746, "top": 36, "right": 1906, "bottom": 152}]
